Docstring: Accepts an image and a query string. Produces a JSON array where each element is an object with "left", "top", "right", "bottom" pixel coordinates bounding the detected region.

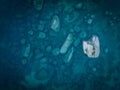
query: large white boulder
[{"left": 83, "top": 35, "right": 100, "bottom": 58}]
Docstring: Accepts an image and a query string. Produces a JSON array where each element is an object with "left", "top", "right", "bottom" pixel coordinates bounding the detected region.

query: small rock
[
  {"left": 79, "top": 31, "right": 86, "bottom": 38},
  {"left": 35, "top": 53, "right": 44, "bottom": 60},
  {"left": 33, "top": 0, "right": 44, "bottom": 11},
  {"left": 70, "top": 29, "right": 74, "bottom": 33},
  {"left": 52, "top": 48, "right": 60, "bottom": 56},
  {"left": 40, "top": 57, "right": 47, "bottom": 63},
  {"left": 74, "top": 38, "right": 80, "bottom": 47},
  {"left": 38, "top": 24, "right": 44, "bottom": 31},
  {"left": 23, "top": 44, "right": 31, "bottom": 58},
  {"left": 28, "top": 30, "right": 33, "bottom": 35},
  {"left": 46, "top": 46, "right": 52, "bottom": 52},
  {"left": 75, "top": 2, "right": 83, "bottom": 9},
  {"left": 105, "top": 48, "right": 109, "bottom": 53},
  {"left": 22, "top": 59, "right": 27, "bottom": 65},
  {"left": 74, "top": 25, "right": 80, "bottom": 32},
  {"left": 38, "top": 32, "right": 46, "bottom": 39},
  {"left": 51, "top": 15, "right": 60, "bottom": 32},
  {"left": 20, "top": 38, "right": 26, "bottom": 44},
  {"left": 53, "top": 61, "right": 57, "bottom": 65},
  {"left": 91, "top": 15, "right": 95, "bottom": 18},
  {"left": 93, "top": 67, "right": 97, "bottom": 72},
  {"left": 87, "top": 18, "right": 93, "bottom": 24}
]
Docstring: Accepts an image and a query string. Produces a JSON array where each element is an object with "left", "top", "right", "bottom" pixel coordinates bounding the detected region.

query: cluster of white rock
[{"left": 21, "top": 0, "right": 102, "bottom": 89}]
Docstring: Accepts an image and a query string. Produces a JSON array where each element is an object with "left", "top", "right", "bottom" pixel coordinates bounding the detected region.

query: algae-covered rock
[
  {"left": 87, "top": 18, "right": 93, "bottom": 25},
  {"left": 64, "top": 47, "right": 74, "bottom": 63},
  {"left": 23, "top": 44, "right": 31, "bottom": 58},
  {"left": 20, "top": 38, "right": 26, "bottom": 45},
  {"left": 38, "top": 32, "right": 46, "bottom": 39},
  {"left": 46, "top": 45, "right": 52, "bottom": 52},
  {"left": 28, "top": 30, "right": 33, "bottom": 35},
  {"left": 79, "top": 31, "right": 87, "bottom": 39},
  {"left": 33, "top": 0, "right": 44, "bottom": 11},
  {"left": 52, "top": 48, "right": 60, "bottom": 56},
  {"left": 74, "top": 2, "right": 83, "bottom": 9},
  {"left": 74, "top": 38, "right": 80, "bottom": 47}
]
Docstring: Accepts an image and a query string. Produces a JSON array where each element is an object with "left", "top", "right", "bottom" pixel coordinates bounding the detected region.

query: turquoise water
[{"left": 0, "top": 0, "right": 120, "bottom": 90}]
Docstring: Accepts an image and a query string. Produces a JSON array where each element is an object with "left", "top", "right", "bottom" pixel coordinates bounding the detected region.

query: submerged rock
[
  {"left": 23, "top": 44, "right": 31, "bottom": 58},
  {"left": 87, "top": 18, "right": 93, "bottom": 25},
  {"left": 83, "top": 35, "right": 100, "bottom": 58},
  {"left": 75, "top": 2, "right": 83, "bottom": 9},
  {"left": 74, "top": 38, "right": 80, "bottom": 47},
  {"left": 38, "top": 32, "right": 46, "bottom": 39},
  {"left": 33, "top": 0, "right": 44, "bottom": 11},
  {"left": 28, "top": 30, "right": 33, "bottom": 35},
  {"left": 40, "top": 57, "right": 47, "bottom": 63},
  {"left": 51, "top": 15, "right": 60, "bottom": 32},
  {"left": 52, "top": 48, "right": 60, "bottom": 56},
  {"left": 46, "top": 45, "right": 52, "bottom": 52},
  {"left": 20, "top": 38, "right": 26, "bottom": 45},
  {"left": 79, "top": 31, "right": 87, "bottom": 39},
  {"left": 64, "top": 47, "right": 74, "bottom": 63},
  {"left": 60, "top": 33, "right": 74, "bottom": 54}
]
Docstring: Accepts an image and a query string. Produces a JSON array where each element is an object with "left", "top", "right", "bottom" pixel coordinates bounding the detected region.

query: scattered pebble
[
  {"left": 74, "top": 38, "right": 80, "bottom": 47},
  {"left": 91, "top": 14, "right": 95, "bottom": 18},
  {"left": 79, "top": 31, "right": 86, "bottom": 38},
  {"left": 22, "top": 59, "right": 27, "bottom": 65},
  {"left": 52, "top": 48, "right": 60, "bottom": 56},
  {"left": 33, "top": 0, "right": 44, "bottom": 11},
  {"left": 105, "top": 11, "right": 113, "bottom": 16},
  {"left": 70, "top": 29, "right": 74, "bottom": 33},
  {"left": 75, "top": 2, "right": 83, "bottom": 9},
  {"left": 105, "top": 48, "right": 109, "bottom": 53},
  {"left": 35, "top": 53, "right": 44, "bottom": 60},
  {"left": 28, "top": 30, "right": 33, "bottom": 35},
  {"left": 40, "top": 57, "right": 47, "bottom": 63},
  {"left": 74, "top": 25, "right": 81, "bottom": 32},
  {"left": 20, "top": 38, "right": 26, "bottom": 44},
  {"left": 46, "top": 46, "right": 52, "bottom": 52},
  {"left": 23, "top": 44, "right": 31, "bottom": 58},
  {"left": 38, "top": 32, "right": 46, "bottom": 39},
  {"left": 38, "top": 24, "right": 44, "bottom": 31},
  {"left": 87, "top": 18, "right": 93, "bottom": 24},
  {"left": 93, "top": 67, "right": 97, "bottom": 72}
]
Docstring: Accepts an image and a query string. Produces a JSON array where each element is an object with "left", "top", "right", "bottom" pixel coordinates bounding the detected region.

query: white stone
[
  {"left": 83, "top": 35, "right": 100, "bottom": 58},
  {"left": 64, "top": 47, "right": 74, "bottom": 63},
  {"left": 60, "top": 33, "right": 73, "bottom": 54},
  {"left": 51, "top": 15, "right": 60, "bottom": 32}
]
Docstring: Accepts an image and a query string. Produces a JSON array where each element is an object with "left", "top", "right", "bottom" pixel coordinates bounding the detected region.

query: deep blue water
[{"left": 0, "top": 0, "right": 120, "bottom": 90}]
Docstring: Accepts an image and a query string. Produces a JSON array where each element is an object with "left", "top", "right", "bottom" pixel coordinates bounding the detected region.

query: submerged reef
[{"left": 0, "top": 0, "right": 120, "bottom": 90}]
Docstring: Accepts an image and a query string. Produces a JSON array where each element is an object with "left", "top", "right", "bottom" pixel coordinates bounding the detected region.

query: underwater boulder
[
  {"left": 83, "top": 35, "right": 100, "bottom": 58},
  {"left": 51, "top": 15, "right": 60, "bottom": 32},
  {"left": 60, "top": 33, "right": 74, "bottom": 54}
]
